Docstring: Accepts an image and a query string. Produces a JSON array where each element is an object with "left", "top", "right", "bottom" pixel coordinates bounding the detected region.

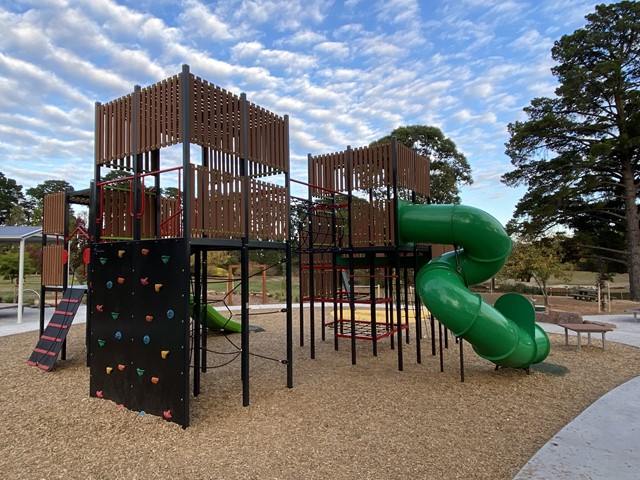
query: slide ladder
[
  {"left": 397, "top": 202, "right": 550, "bottom": 369},
  {"left": 27, "top": 287, "right": 86, "bottom": 371}
]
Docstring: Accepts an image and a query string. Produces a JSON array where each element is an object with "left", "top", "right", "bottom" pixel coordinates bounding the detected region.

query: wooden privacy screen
[
  {"left": 308, "top": 143, "right": 429, "bottom": 199},
  {"left": 42, "top": 244, "right": 64, "bottom": 286},
  {"left": 308, "top": 150, "right": 347, "bottom": 198},
  {"left": 191, "top": 76, "right": 288, "bottom": 174},
  {"left": 43, "top": 192, "right": 66, "bottom": 235},
  {"left": 308, "top": 142, "right": 428, "bottom": 246},
  {"left": 299, "top": 252, "right": 334, "bottom": 299},
  {"left": 396, "top": 143, "right": 429, "bottom": 197},
  {"left": 99, "top": 187, "right": 157, "bottom": 240},
  {"left": 189, "top": 165, "right": 288, "bottom": 241},
  {"left": 351, "top": 199, "right": 394, "bottom": 246},
  {"left": 95, "top": 75, "right": 181, "bottom": 169},
  {"left": 351, "top": 143, "right": 392, "bottom": 192},
  {"left": 96, "top": 71, "right": 288, "bottom": 175}
]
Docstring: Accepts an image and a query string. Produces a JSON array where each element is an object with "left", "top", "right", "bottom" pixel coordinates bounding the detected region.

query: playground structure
[
  {"left": 27, "top": 64, "right": 551, "bottom": 428},
  {"left": 295, "top": 141, "right": 550, "bottom": 372},
  {"left": 30, "top": 65, "right": 293, "bottom": 427},
  {"left": 295, "top": 139, "right": 436, "bottom": 369}
]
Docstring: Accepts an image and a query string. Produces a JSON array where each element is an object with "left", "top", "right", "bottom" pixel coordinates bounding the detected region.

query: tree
[
  {"left": 25, "top": 179, "right": 75, "bottom": 225},
  {"left": 502, "top": 2, "right": 640, "bottom": 299},
  {"left": 0, "top": 173, "right": 25, "bottom": 225},
  {"left": 0, "top": 248, "right": 34, "bottom": 301},
  {"left": 498, "top": 236, "right": 574, "bottom": 306},
  {"left": 373, "top": 125, "right": 473, "bottom": 203}
]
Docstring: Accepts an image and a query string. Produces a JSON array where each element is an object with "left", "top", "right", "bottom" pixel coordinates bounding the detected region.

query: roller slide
[
  {"left": 189, "top": 297, "right": 241, "bottom": 333},
  {"left": 397, "top": 202, "right": 550, "bottom": 369}
]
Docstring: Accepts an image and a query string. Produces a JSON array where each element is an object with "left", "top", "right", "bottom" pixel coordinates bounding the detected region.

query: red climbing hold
[
  {"left": 140, "top": 277, "right": 149, "bottom": 286},
  {"left": 145, "top": 315, "right": 154, "bottom": 322},
  {"left": 141, "top": 248, "right": 149, "bottom": 255},
  {"left": 118, "top": 364, "right": 126, "bottom": 371},
  {"left": 96, "top": 304, "right": 104, "bottom": 312},
  {"left": 117, "top": 277, "right": 125, "bottom": 284},
  {"left": 151, "top": 377, "right": 159, "bottom": 384},
  {"left": 163, "top": 410, "right": 172, "bottom": 420},
  {"left": 96, "top": 390, "right": 104, "bottom": 398}
]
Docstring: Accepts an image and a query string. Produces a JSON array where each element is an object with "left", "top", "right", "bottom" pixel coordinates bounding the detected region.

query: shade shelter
[{"left": 0, "top": 225, "right": 42, "bottom": 323}]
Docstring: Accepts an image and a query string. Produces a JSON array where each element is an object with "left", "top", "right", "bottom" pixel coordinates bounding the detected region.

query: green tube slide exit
[{"left": 398, "top": 202, "right": 550, "bottom": 369}]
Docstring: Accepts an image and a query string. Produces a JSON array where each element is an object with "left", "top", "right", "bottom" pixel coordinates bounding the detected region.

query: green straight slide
[
  {"left": 189, "top": 297, "right": 241, "bottom": 333},
  {"left": 398, "top": 202, "right": 550, "bottom": 369}
]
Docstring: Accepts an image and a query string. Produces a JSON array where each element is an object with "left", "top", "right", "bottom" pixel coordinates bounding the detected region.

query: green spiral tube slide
[{"left": 397, "top": 202, "right": 550, "bottom": 369}]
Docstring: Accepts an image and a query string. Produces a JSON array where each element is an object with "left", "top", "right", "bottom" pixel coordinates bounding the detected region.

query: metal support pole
[{"left": 240, "top": 92, "right": 250, "bottom": 407}]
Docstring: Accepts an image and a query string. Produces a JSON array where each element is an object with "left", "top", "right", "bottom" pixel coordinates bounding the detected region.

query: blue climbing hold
[
  {"left": 143, "top": 335, "right": 151, "bottom": 345},
  {"left": 115, "top": 331, "right": 122, "bottom": 340},
  {"left": 166, "top": 309, "right": 174, "bottom": 319},
  {"left": 106, "top": 280, "right": 113, "bottom": 289}
]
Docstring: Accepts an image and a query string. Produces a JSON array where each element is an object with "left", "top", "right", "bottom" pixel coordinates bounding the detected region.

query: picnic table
[{"left": 558, "top": 322, "right": 613, "bottom": 350}]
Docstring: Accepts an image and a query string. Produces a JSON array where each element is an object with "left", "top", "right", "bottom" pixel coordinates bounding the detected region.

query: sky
[{"left": 0, "top": 0, "right": 616, "bottom": 225}]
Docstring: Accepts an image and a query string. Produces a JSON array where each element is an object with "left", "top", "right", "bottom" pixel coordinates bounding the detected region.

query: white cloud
[
  {"left": 178, "top": 1, "right": 235, "bottom": 41},
  {"left": 313, "top": 42, "right": 350, "bottom": 60},
  {"left": 231, "top": 41, "right": 317, "bottom": 74}
]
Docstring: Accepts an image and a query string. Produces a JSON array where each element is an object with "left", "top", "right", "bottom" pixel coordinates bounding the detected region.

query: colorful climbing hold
[
  {"left": 115, "top": 331, "right": 122, "bottom": 340},
  {"left": 166, "top": 309, "right": 174, "bottom": 319},
  {"left": 154, "top": 283, "right": 163, "bottom": 292},
  {"left": 96, "top": 390, "right": 104, "bottom": 398},
  {"left": 161, "top": 350, "right": 169, "bottom": 359},
  {"left": 162, "top": 410, "right": 172, "bottom": 420},
  {"left": 118, "top": 364, "right": 126, "bottom": 371},
  {"left": 118, "top": 250, "right": 126, "bottom": 258},
  {"left": 111, "top": 312, "right": 120, "bottom": 320},
  {"left": 136, "top": 368, "right": 145, "bottom": 376},
  {"left": 97, "top": 339, "right": 106, "bottom": 347},
  {"left": 99, "top": 257, "right": 107, "bottom": 265},
  {"left": 145, "top": 315, "right": 154, "bottom": 323},
  {"left": 106, "top": 281, "right": 113, "bottom": 289},
  {"left": 140, "top": 411, "right": 145, "bottom": 415},
  {"left": 151, "top": 377, "right": 159, "bottom": 384},
  {"left": 96, "top": 304, "right": 104, "bottom": 312},
  {"left": 106, "top": 367, "right": 113, "bottom": 374},
  {"left": 117, "top": 277, "right": 125, "bottom": 284},
  {"left": 140, "top": 277, "right": 149, "bottom": 286},
  {"left": 161, "top": 255, "right": 170, "bottom": 264},
  {"left": 141, "top": 248, "right": 149, "bottom": 255},
  {"left": 143, "top": 335, "right": 151, "bottom": 345}
]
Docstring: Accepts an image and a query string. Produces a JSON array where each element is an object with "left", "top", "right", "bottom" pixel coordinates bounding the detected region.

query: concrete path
[{"left": 514, "top": 314, "right": 640, "bottom": 480}]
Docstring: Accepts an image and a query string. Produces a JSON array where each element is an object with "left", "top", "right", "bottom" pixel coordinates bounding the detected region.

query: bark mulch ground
[{"left": 1, "top": 298, "right": 639, "bottom": 479}]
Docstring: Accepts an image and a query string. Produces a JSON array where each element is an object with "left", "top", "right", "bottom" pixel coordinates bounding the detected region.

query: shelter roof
[{"left": 0, "top": 226, "right": 42, "bottom": 242}]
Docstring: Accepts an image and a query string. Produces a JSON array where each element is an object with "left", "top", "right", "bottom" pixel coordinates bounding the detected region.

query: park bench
[
  {"left": 558, "top": 321, "right": 614, "bottom": 350},
  {"left": 569, "top": 287, "right": 597, "bottom": 302},
  {"left": 624, "top": 308, "right": 640, "bottom": 322}
]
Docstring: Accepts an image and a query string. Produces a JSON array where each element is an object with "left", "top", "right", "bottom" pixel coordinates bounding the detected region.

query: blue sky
[{"left": 0, "top": 0, "right": 615, "bottom": 225}]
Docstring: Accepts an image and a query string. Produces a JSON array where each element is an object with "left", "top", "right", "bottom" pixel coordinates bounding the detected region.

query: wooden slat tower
[
  {"left": 299, "top": 138, "right": 442, "bottom": 370},
  {"left": 30, "top": 65, "right": 293, "bottom": 429}
]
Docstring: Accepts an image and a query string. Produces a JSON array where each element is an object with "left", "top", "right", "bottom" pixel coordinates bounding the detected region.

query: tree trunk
[{"left": 622, "top": 160, "right": 640, "bottom": 300}]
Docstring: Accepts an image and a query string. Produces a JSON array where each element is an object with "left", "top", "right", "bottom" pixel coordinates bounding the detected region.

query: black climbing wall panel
[{"left": 89, "top": 239, "right": 190, "bottom": 427}]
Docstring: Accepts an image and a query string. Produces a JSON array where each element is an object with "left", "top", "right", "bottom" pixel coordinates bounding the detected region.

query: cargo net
[{"left": 291, "top": 197, "right": 347, "bottom": 253}]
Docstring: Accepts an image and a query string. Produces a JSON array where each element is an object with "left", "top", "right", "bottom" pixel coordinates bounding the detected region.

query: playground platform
[{"left": 1, "top": 308, "right": 639, "bottom": 478}]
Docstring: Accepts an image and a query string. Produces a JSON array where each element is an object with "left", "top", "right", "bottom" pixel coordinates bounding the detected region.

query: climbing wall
[{"left": 89, "top": 238, "right": 190, "bottom": 427}]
